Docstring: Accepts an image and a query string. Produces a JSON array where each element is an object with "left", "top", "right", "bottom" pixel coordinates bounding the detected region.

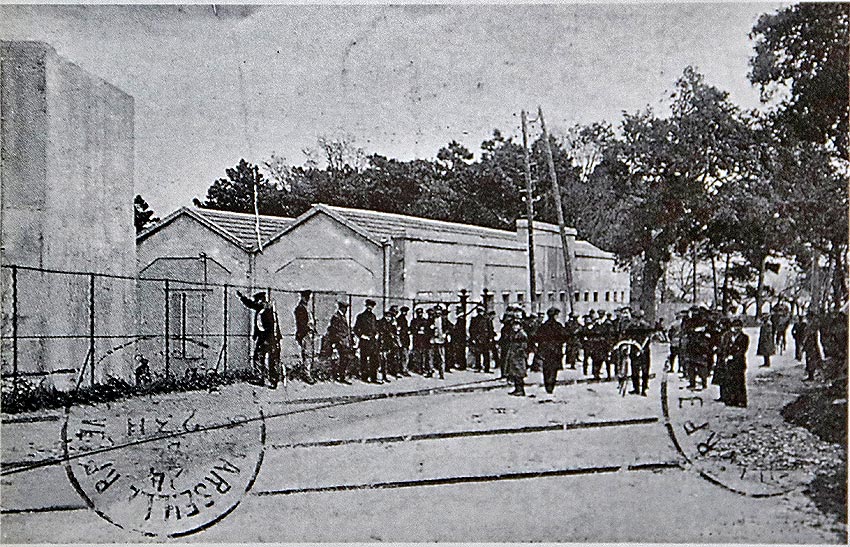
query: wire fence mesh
[{"left": 0, "top": 264, "right": 478, "bottom": 395}]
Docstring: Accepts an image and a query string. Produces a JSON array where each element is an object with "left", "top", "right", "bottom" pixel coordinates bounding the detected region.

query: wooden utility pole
[
  {"left": 521, "top": 110, "right": 537, "bottom": 309},
  {"left": 538, "top": 106, "right": 574, "bottom": 314},
  {"left": 692, "top": 244, "right": 698, "bottom": 304}
]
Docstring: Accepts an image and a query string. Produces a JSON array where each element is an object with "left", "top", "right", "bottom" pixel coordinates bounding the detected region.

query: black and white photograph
[{"left": 0, "top": 1, "right": 847, "bottom": 543}]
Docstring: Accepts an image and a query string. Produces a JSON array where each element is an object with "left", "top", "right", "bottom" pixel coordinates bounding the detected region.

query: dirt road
[{"left": 2, "top": 334, "right": 844, "bottom": 542}]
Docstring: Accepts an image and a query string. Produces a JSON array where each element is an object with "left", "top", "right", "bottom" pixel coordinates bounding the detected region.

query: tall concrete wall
[{"left": 1, "top": 41, "right": 136, "bottom": 388}]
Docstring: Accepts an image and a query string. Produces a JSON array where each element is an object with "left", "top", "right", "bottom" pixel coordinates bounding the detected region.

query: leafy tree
[
  {"left": 263, "top": 152, "right": 293, "bottom": 192},
  {"left": 773, "top": 136, "right": 848, "bottom": 310},
  {"left": 601, "top": 67, "right": 756, "bottom": 320},
  {"left": 749, "top": 3, "right": 850, "bottom": 156},
  {"left": 302, "top": 133, "right": 367, "bottom": 172},
  {"left": 196, "top": 159, "right": 264, "bottom": 214},
  {"left": 749, "top": 3, "right": 849, "bottom": 312},
  {"left": 194, "top": 159, "right": 298, "bottom": 218},
  {"left": 134, "top": 194, "right": 160, "bottom": 234}
]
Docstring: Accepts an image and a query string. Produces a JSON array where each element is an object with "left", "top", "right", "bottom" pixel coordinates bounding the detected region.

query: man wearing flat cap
[{"left": 354, "top": 299, "right": 380, "bottom": 383}]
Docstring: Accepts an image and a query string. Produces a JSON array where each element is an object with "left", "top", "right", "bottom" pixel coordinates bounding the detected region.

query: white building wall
[{"left": 254, "top": 212, "right": 383, "bottom": 296}]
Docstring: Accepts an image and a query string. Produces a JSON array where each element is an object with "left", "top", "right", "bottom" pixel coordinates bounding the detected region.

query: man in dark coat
[
  {"left": 802, "top": 315, "right": 823, "bottom": 381},
  {"left": 534, "top": 308, "right": 568, "bottom": 394},
  {"left": 409, "top": 308, "right": 430, "bottom": 375},
  {"left": 469, "top": 307, "right": 490, "bottom": 372},
  {"left": 627, "top": 309, "right": 653, "bottom": 396},
  {"left": 717, "top": 319, "right": 749, "bottom": 407},
  {"left": 526, "top": 312, "right": 544, "bottom": 372},
  {"left": 449, "top": 306, "right": 468, "bottom": 371},
  {"left": 354, "top": 299, "right": 380, "bottom": 383},
  {"left": 757, "top": 313, "right": 775, "bottom": 368},
  {"left": 504, "top": 319, "right": 529, "bottom": 396},
  {"left": 497, "top": 308, "right": 519, "bottom": 379},
  {"left": 237, "top": 290, "right": 281, "bottom": 388},
  {"left": 792, "top": 316, "right": 807, "bottom": 362},
  {"left": 378, "top": 306, "right": 401, "bottom": 382},
  {"left": 682, "top": 308, "right": 713, "bottom": 390},
  {"left": 397, "top": 306, "right": 412, "bottom": 376},
  {"left": 326, "top": 300, "right": 353, "bottom": 383},
  {"left": 586, "top": 315, "right": 610, "bottom": 380},
  {"left": 294, "top": 289, "right": 316, "bottom": 384}
]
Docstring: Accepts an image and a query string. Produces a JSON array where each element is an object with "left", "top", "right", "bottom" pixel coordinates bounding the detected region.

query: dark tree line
[{"left": 188, "top": 3, "right": 847, "bottom": 319}]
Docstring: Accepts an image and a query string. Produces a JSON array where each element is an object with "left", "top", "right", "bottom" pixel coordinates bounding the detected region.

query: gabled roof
[
  {"left": 138, "top": 203, "right": 616, "bottom": 261},
  {"left": 321, "top": 204, "right": 520, "bottom": 243},
  {"left": 193, "top": 208, "right": 294, "bottom": 250},
  {"left": 136, "top": 207, "right": 294, "bottom": 252}
]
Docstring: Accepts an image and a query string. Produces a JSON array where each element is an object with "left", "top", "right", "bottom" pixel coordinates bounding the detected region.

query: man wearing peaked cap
[{"left": 354, "top": 299, "right": 380, "bottom": 383}]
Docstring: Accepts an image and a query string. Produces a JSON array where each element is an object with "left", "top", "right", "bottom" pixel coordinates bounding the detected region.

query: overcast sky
[{"left": 1, "top": 2, "right": 784, "bottom": 215}]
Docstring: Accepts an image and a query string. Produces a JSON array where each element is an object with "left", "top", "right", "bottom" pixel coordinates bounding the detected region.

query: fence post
[
  {"left": 11, "top": 266, "right": 18, "bottom": 396},
  {"left": 164, "top": 279, "right": 170, "bottom": 379},
  {"left": 459, "top": 288, "right": 469, "bottom": 368},
  {"left": 89, "top": 273, "right": 96, "bottom": 386},
  {"left": 223, "top": 284, "right": 228, "bottom": 376}
]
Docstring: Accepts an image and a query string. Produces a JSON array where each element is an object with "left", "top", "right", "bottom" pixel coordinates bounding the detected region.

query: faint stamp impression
[
  {"left": 61, "top": 391, "right": 265, "bottom": 538},
  {"left": 661, "top": 373, "right": 804, "bottom": 497}
]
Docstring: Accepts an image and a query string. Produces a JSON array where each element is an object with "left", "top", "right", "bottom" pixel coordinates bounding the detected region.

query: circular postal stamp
[
  {"left": 661, "top": 371, "right": 806, "bottom": 498},
  {"left": 62, "top": 388, "right": 265, "bottom": 538}
]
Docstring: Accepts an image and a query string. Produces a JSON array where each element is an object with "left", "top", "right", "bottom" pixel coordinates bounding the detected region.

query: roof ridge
[
  {"left": 319, "top": 203, "right": 517, "bottom": 236},
  {"left": 193, "top": 207, "right": 295, "bottom": 222}
]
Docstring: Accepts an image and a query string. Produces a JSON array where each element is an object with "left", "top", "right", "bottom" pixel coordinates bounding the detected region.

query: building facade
[
  {"left": 137, "top": 204, "right": 630, "bottom": 377},
  {"left": 138, "top": 204, "right": 630, "bottom": 313}
]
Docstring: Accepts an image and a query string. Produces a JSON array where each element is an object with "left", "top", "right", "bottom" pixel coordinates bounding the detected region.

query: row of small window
[{"left": 501, "top": 290, "right": 628, "bottom": 304}]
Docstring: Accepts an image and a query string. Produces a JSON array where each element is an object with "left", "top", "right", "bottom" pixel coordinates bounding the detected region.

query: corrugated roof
[
  {"left": 193, "top": 208, "right": 294, "bottom": 249},
  {"left": 321, "top": 204, "right": 519, "bottom": 242}
]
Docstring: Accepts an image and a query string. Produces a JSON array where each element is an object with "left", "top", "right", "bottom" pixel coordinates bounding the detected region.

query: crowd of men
[
  {"left": 237, "top": 288, "right": 845, "bottom": 404},
  {"left": 239, "top": 288, "right": 664, "bottom": 398}
]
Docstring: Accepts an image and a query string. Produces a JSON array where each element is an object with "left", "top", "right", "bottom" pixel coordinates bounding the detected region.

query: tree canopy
[
  {"left": 192, "top": 3, "right": 848, "bottom": 317},
  {"left": 134, "top": 195, "right": 160, "bottom": 234}
]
